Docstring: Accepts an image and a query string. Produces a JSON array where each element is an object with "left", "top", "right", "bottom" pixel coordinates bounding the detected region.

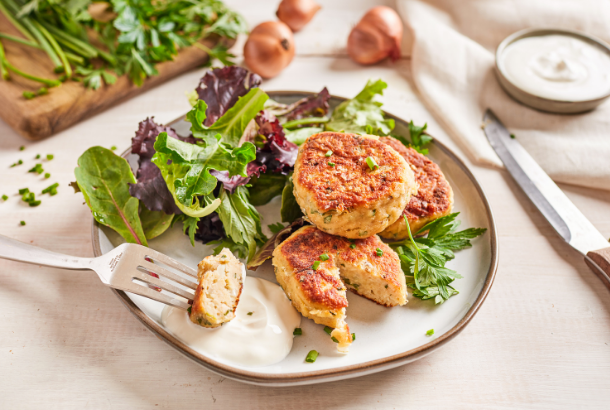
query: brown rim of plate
[{"left": 91, "top": 91, "right": 499, "bottom": 386}]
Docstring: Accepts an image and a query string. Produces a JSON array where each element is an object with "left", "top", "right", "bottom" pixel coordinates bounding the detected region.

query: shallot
[
  {"left": 347, "top": 6, "right": 403, "bottom": 65},
  {"left": 276, "top": 0, "right": 321, "bottom": 32},
  {"left": 244, "top": 21, "right": 296, "bottom": 79}
]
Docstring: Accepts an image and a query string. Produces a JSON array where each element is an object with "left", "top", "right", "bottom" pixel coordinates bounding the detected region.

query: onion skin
[
  {"left": 347, "top": 6, "right": 403, "bottom": 65},
  {"left": 244, "top": 21, "right": 296, "bottom": 79},
  {"left": 276, "top": 0, "right": 321, "bottom": 32}
]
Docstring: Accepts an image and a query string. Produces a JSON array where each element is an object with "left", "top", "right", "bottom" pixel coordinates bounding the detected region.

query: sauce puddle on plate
[{"left": 162, "top": 276, "right": 301, "bottom": 367}]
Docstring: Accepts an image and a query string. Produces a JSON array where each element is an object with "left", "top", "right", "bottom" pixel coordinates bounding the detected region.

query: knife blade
[{"left": 483, "top": 109, "right": 610, "bottom": 288}]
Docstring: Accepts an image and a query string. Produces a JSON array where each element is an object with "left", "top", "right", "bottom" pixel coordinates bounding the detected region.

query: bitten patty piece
[
  {"left": 189, "top": 249, "right": 245, "bottom": 328},
  {"left": 293, "top": 132, "right": 417, "bottom": 239},
  {"left": 272, "top": 226, "right": 407, "bottom": 352},
  {"left": 379, "top": 137, "right": 454, "bottom": 240}
]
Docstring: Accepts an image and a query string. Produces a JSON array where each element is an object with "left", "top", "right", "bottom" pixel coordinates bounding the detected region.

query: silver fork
[{"left": 0, "top": 234, "right": 198, "bottom": 310}]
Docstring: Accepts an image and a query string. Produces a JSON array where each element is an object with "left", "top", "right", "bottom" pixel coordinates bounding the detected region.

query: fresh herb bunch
[
  {"left": 390, "top": 213, "right": 487, "bottom": 304},
  {"left": 0, "top": 0, "right": 246, "bottom": 96}
]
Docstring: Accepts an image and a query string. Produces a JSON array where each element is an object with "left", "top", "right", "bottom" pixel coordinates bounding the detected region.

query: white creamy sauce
[
  {"left": 161, "top": 276, "right": 301, "bottom": 367},
  {"left": 500, "top": 34, "right": 610, "bottom": 101}
]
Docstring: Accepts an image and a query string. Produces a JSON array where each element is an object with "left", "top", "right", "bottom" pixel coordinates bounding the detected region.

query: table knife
[{"left": 483, "top": 109, "right": 610, "bottom": 290}]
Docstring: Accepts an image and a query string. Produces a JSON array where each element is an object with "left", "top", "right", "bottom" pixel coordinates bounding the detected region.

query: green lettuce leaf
[
  {"left": 248, "top": 172, "right": 288, "bottom": 206},
  {"left": 75, "top": 146, "right": 147, "bottom": 246},
  {"left": 325, "top": 79, "right": 395, "bottom": 136},
  {"left": 151, "top": 132, "right": 256, "bottom": 218},
  {"left": 189, "top": 88, "right": 268, "bottom": 146},
  {"left": 280, "top": 175, "right": 303, "bottom": 223},
  {"left": 140, "top": 207, "right": 174, "bottom": 240},
  {"left": 216, "top": 186, "right": 265, "bottom": 261}
]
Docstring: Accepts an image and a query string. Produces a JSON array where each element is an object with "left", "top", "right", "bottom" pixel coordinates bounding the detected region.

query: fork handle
[{"left": 0, "top": 234, "right": 94, "bottom": 270}]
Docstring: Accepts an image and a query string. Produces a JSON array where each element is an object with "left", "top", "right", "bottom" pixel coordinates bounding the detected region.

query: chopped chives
[
  {"left": 426, "top": 329, "right": 434, "bottom": 336},
  {"left": 44, "top": 173, "right": 50, "bottom": 179},
  {"left": 376, "top": 248, "right": 383, "bottom": 257},
  {"left": 28, "top": 200, "right": 41, "bottom": 207},
  {"left": 111, "top": 146, "right": 117, "bottom": 151},
  {"left": 28, "top": 163, "right": 44, "bottom": 174},
  {"left": 23, "top": 91, "right": 36, "bottom": 100},
  {"left": 365, "top": 156, "right": 379, "bottom": 170},
  {"left": 305, "top": 350, "right": 318, "bottom": 363},
  {"left": 1, "top": 194, "right": 7, "bottom": 201},
  {"left": 35, "top": 154, "right": 41, "bottom": 159},
  {"left": 293, "top": 328, "right": 302, "bottom": 336},
  {"left": 18, "top": 188, "right": 29, "bottom": 195},
  {"left": 312, "top": 260, "right": 320, "bottom": 270},
  {"left": 331, "top": 336, "right": 339, "bottom": 343},
  {"left": 352, "top": 333, "right": 356, "bottom": 341},
  {"left": 46, "top": 154, "right": 54, "bottom": 160},
  {"left": 42, "top": 183, "right": 59, "bottom": 195},
  {"left": 20, "top": 221, "right": 26, "bottom": 226},
  {"left": 247, "top": 312, "right": 253, "bottom": 316},
  {"left": 10, "top": 160, "right": 23, "bottom": 167},
  {"left": 320, "top": 253, "right": 329, "bottom": 261},
  {"left": 19, "top": 146, "right": 25, "bottom": 151},
  {"left": 324, "top": 326, "right": 333, "bottom": 335},
  {"left": 350, "top": 243, "right": 356, "bottom": 249},
  {"left": 325, "top": 150, "right": 333, "bottom": 157},
  {"left": 187, "top": 306, "right": 192, "bottom": 314},
  {"left": 328, "top": 162, "right": 335, "bottom": 167}
]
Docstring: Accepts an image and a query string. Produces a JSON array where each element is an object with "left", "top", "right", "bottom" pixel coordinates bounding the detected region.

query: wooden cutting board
[{"left": 0, "top": 13, "right": 230, "bottom": 140}]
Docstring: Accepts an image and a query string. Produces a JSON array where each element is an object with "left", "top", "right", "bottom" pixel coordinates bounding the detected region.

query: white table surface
[{"left": 1, "top": 1, "right": 610, "bottom": 408}]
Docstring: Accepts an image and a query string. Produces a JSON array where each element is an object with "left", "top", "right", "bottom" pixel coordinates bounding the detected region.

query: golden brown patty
[
  {"left": 272, "top": 225, "right": 407, "bottom": 352},
  {"left": 293, "top": 132, "right": 417, "bottom": 238},
  {"left": 379, "top": 137, "right": 454, "bottom": 239}
]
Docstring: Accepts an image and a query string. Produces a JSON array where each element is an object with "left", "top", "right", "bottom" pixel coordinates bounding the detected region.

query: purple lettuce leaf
[
  {"left": 283, "top": 87, "right": 330, "bottom": 121},
  {"left": 254, "top": 111, "right": 298, "bottom": 174},
  {"left": 194, "top": 213, "right": 225, "bottom": 243},
  {"left": 128, "top": 117, "right": 196, "bottom": 215},
  {"left": 210, "top": 162, "right": 266, "bottom": 194},
  {"left": 195, "top": 66, "right": 262, "bottom": 126}
]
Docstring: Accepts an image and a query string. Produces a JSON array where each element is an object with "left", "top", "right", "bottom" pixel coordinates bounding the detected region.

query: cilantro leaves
[{"left": 390, "top": 213, "right": 487, "bottom": 304}]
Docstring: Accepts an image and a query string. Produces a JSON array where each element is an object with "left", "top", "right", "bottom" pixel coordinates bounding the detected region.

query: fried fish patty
[
  {"left": 189, "top": 249, "right": 245, "bottom": 328},
  {"left": 293, "top": 132, "right": 417, "bottom": 239},
  {"left": 379, "top": 137, "right": 454, "bottom": 239},
  {"left": 272, "top": 226, "right": 407, "bottom": 353}
]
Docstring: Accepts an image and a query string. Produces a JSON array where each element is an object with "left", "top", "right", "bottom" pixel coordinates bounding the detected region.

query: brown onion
[
  {"left": 276, "top": 0, "right": 321, "bottom": 32},
  {"left": 347, "top": 6, "right": 403, "bottom": 65},
  {"left": 244, "top": 21, "right": 295, "bottom": 79}
]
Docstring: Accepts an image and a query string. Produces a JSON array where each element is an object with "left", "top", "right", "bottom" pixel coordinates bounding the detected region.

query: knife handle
[{"left": 585, "top": 247, "right": 610, "bottom": 291}]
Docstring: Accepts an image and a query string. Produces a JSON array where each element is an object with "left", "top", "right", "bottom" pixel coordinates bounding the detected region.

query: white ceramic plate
[{"left": 92, "top": 91, "right": 498, "bottom": 386}]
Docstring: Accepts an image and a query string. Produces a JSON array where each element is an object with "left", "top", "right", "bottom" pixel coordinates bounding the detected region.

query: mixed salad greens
[{"left": 73, "top": 67, "right": 486, "bottom": 304}]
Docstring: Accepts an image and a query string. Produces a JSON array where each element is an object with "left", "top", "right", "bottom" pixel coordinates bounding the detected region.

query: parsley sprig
[{"left": 390, "top": 213, "right": 486, "bottom": 304}]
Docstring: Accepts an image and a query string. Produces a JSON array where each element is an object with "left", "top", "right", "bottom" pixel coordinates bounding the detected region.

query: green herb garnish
[
  {"left": 187, "top": 306, "right": 192, "bottom": 314},
  {"left": 324, "top": 326, "right": 333, "bottom": 335},
  {"left": 18, "top": 188, "right": 29, "bottom": 195},
  {"left": 305, "top": 350, "right": 319, "bottom": 363},
  {"left": 365, "top": 156, "right": 378, "bottom": 171},
  {"left": 20, "top": 221, "right": 26, "bottom": 226},
  {"left": 331, "top": 336, "right": 339, "bottom": 343},
  {"left": 390, "top": 213, "right": 486, "bottom": 304},
  {"left": 44, "top": 173, "right": 50, "bottom": 179},
  {"left": 42, "top": 183, "right": 59, "bottom": 196},
  {"left": 352, "top": 333, "right": 356, "bottom": 341},
  {"left": 1, "top": 194, "right": 7, "bottom": 201},
  {"left": 46, "top": 154, "right": 54, "bottom": 160},
  {"left": 28, "top": 163, "right": 44, "bottom": 174},
  {"left": 426, "top": 329, "right": 434, "bottom": 336},
  {"left": 350, "top": 243, "right": 356, "bottom": 249},
  {"left": 312, "top": 260, "right": 320, "bottom": 270},
  {"left": 328, "top": 162, "right": 335, "bottom": 167},
  {"left": 247, "top": 312, "right": 253, "bottom": 316},
  {"left": 325, "top": 150, "right": 333, "bottom": 157},
  {"left": 320, "top": 253, "right": 329, "bottom": 261},
  {"left": 376, "top": 248, "right": 383, "bottom": 257},
  {"left": 110, "top": 146, "right": 117, "bottom": 151},
  {"left": 293, "top": 328, "right": 302, "bottom": 336},
  {"left": 35, "top": 154, "right": 41, "bottom": 159},
  {"left": 19, "top": 146, "right": 25, "bottom": 151}
]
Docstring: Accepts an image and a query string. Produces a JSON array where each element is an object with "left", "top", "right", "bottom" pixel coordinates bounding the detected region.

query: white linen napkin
[{"left": 396, "top": 0, "right": 610, "bottom": 191}]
